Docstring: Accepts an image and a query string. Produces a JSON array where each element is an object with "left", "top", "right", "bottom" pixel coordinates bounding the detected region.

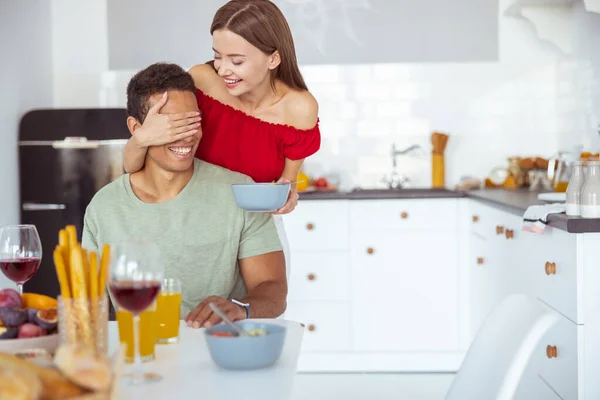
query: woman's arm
[
  {"left": 122, "top": 92, "right": 201, "bottom": 173},
  {"left": 123, "top": 135, "right": 150, "bottom": 173}
]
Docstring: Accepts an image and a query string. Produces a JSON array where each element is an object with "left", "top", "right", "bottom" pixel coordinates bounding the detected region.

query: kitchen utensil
[
  {"left": 580, "top": 161, "right": 600, "bottom": 218},
  {"left": 431, "top": 132, "right": 450, "bottom": 188},
  {"left": 208, "top": 302, "right": 247, "bottom": 337},
  {"left": 0, "top": 225, "right": 42, "bottom": 295},
  {"left": 231, "top": 182, "right": 290, "bottom": 212},
  {"left": 566, "top": 161, "right": 584, "bottom": 216},
  {"left": 547, "top": 149, "right": 580, "bottom": 192},
  {"left": 537, "top": 192, "right": 566, "bottom": 202},
  {"left": 273, "top": 180, "right": 304, "bottom": 185},
  {"left": 204, "top": 321, "right": 286, "bottom": 370},
  {"left": 109, "top": 240, "right": 164, "bottom": 385}
]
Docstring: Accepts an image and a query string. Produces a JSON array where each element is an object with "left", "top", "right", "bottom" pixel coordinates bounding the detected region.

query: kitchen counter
[{"left": 299, "top": 188, "right": 600, "bottom": 233}]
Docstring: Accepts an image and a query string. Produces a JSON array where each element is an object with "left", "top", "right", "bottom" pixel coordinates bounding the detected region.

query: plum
[
  {"left": 0, "top": 288, "right": 22, "bottom": 309},
  {"left": 0, "top": 326, "right": 18, "bottom": 339},
  {"left": 32, "top": 308, "right": 58, "bottom": 330},
  {"left": 0, "top": 307, "right": 27, "bottom": 327},
  {"left": 26, "top": 308, "right": 38, "bottom": 323},
  {"left": 17, "top": 323, "right": 46, "bottom": 338}
]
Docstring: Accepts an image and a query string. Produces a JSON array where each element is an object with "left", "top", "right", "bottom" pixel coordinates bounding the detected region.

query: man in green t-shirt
[{"left": 82, "top": 63, "right": 287, "bottom": 328}]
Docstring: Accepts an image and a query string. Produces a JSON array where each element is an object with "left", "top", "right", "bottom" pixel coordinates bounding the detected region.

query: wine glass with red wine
[
  {"left": 108, "top": 239, "right": 164, "bottom": 385},
  {"left": 0, "top": 225, "right": 42, "bottom": 295}
]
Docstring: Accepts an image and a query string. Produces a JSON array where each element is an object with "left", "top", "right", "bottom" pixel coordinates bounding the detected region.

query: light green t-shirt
[{"left": 82, "top": 159, "right": 283, "bottom": 316}]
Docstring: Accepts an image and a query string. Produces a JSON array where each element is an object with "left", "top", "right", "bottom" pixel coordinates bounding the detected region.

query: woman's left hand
[{"left": 271, "top": 178, "right": 299, "bottom": 215}]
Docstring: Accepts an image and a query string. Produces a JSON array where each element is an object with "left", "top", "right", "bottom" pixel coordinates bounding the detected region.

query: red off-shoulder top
[{"left": 194, "top": 89, "right": 321, "bottom": 183}]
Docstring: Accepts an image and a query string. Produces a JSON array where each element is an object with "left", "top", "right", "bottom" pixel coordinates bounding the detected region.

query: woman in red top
[{"left": 122, "top": 0, "right": 320, "bottom": 300}]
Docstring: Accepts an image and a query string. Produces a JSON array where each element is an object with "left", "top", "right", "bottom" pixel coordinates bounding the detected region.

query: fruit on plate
[
  {"left": 314, "top": 177, "right": 329, "bottom": 189},
  {"left": 0, "top": 288, "right": 23, "bottom": 309},
  {"left": 0, "top": 307, "right": 27, "bottom": 327},
  {"left": 26, "top": 307, "right": 38, "bottom": 323},
  {"left": 21, "top": 292, "right": 58, "bottom": 310},
  {"left": 32, "top": 308, "right": 58, "bottom": 331},
  {"left": 18, "top": 323, "right": 46, "bottom": 338},
  {"left": 0, "top": 326, "right": 18, "bottom": 339},
  {"left": 0, "top": 291, "right": 59, "bottom": 339}
]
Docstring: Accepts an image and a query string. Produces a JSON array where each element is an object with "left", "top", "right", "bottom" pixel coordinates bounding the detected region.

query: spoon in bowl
[
  {"left": 270, "top": 180, "right": 305, "bottom": 185},
  {"left": 208, "top": 302, "right": 248, "bottom": 336}
]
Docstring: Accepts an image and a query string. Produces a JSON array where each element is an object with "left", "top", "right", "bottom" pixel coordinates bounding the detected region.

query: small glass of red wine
[
  {"left": 108, "top": 240, "right": 164, "bottom": 385},
  {"left": 0, "top": 225, "right": 42, "bottom": 295}
]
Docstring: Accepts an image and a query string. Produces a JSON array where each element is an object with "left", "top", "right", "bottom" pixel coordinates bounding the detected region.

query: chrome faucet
[{"left": 381, "top": 143, "right": 424, "bottom": 189}]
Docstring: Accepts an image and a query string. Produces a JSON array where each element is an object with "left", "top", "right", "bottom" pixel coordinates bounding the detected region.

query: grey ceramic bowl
[
  {"left": 231, "top": 183, "right": 290, "bottom": 212},
  {"left": 204, "top": 322, "right": 286, "bottom": 370}
]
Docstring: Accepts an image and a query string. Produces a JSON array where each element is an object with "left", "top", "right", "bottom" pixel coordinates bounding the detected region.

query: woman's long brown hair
[{"left": 210, "top": 0, "right": 308, "bottom": 92}]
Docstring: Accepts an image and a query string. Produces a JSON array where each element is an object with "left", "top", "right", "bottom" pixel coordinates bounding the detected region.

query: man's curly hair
[{"left": 126, "top": 62, "right": 196, "bottom": 123}]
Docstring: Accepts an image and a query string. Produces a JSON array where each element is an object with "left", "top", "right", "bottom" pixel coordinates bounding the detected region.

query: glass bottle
[
  {"left": 565, "top": 161, "right": 584, "bottom": 216},
  {"left": 580, "top": 161, "right": 600, "bottom": 218}
]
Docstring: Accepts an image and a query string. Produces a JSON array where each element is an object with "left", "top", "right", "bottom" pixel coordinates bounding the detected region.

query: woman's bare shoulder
[
  {"left": 283, "top": 90, "right": 319, "bottom": 130},
  {"left": 188, "top": 63, "right": 220, "bottom": 93}
]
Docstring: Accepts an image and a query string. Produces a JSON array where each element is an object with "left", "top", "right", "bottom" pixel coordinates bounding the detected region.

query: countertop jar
[
  {"left": 566, "top": 161, "right": 584, "bottom": 216},
  {"left": 580, "top": 161, "right": 600, "bottom": 218}
]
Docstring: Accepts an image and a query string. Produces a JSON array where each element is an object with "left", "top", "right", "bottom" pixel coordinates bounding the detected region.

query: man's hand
[{"left": 183, "top": 296, "right": 246, "bottom": 329}]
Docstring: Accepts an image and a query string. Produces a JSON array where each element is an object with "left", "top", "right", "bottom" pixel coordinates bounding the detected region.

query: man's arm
[
  {"left": 237, "top": 250, "right": 287, "bottom": 318},
  {"left": 184, "top": 250, "right": 287, "bottom": 328},
  {"left": 184, "top": 192, "right": 286, "bottom": 328}
]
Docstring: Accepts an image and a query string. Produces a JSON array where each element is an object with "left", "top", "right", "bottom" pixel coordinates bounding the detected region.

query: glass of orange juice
[
  {"left": 156, "top": 278, "right": 182, "bottom": 344},
  {"left": 116, "top": 300, "right": 157, "bottom": 363}
]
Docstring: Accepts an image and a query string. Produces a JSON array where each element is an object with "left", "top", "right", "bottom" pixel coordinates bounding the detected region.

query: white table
[{"left": 108, "top": 319, "right": 304, "bottom": 399}]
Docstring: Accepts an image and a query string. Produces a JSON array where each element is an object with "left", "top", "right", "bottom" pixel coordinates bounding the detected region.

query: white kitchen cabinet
[
  {"left": 284, "top": 198, "right": 463, "bottom": 372},
  {"left": 284, "top": 193, "right": 600, "bottom": 397},
  {"left": 287, "top": 252, "right": 350, "bottom": 302},
  {"left": 467, "top": 202, "right": 527, "bottom": 338},
  {"left": 283, "top": 200, "right": 349, "bottom": 252},
  {"left": 284, "top": 301, "right": 351, "bottom": 352},
  {"left": 350, "top": 230, "right": 459, "bottom": 352},
  {"left": 468, "top": 235, "right": 499, "bottom": 337},
  {"left": 107, "top": 0, "right": 499, "bottom": 69},
  {"left": 536, "top": 313, "right": 581, "bottom": 400},
  {"left": 525, "top": 227, "right": 580, "bottom": 323},
  {"left": 350, "top": 198, "right": 459, "bottom": 231}
]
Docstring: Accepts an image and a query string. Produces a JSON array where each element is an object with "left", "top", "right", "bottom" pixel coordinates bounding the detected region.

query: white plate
[
  {"left": 0, "top": 333, "right": 59, "bottom": 354},
  {"left": 537, "top": 192, "right": 566, "bottom": 202}
]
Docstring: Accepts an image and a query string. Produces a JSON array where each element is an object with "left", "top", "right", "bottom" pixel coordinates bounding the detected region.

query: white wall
[{"left": 0, "top": 0, "right": 54, "bottom": 287}]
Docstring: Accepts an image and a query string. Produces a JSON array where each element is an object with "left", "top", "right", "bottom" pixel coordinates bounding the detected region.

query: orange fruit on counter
[
  {"left": 21, "top": 293, "right": 58, "bottom": 310},
  {"left": 296, "top": 171, "right": 310, "bottom": 192}
]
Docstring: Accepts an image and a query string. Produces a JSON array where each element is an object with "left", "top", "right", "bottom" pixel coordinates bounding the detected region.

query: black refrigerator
[{"left": 18, "top": 109, "right": 130, "bottom": 298}]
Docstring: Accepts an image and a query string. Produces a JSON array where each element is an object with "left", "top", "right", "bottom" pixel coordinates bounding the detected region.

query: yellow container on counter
[{"left": 432, "top": 154, "right": 445, "bottom": 188}]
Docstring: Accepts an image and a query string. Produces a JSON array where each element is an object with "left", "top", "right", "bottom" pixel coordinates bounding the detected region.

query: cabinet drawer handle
[
  {"left": 308, "top": 324, "right": 316, "bottom": 332},
  {"left": 496, "top": 225, "right": 504, "bottom": 235},
  {"left": 505, "top": 229, "right": 514, "bottom": 239},
  {"left": 472, "top": 215, "right": 479, "bottom": 223},
  {"left": 367, "top": 247, "right": 374, "bottom": 255},
  {"left": 307, "top": 273, "right": 316, "bottom": 281},
  {"left": 545, "top": 262, "right": 556, "bottom": 275},
  {"left": 306, "top": 223, "right": 314, "bottom": 231},
  {"left": 477, "top": 257, "right": 485, "bottom": 265},
  {"left": 546, "top": 345, "right": 558, "bottom": 358},
  {"left": 400, "top": 212, "right": 408, "bottom": 219}
]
